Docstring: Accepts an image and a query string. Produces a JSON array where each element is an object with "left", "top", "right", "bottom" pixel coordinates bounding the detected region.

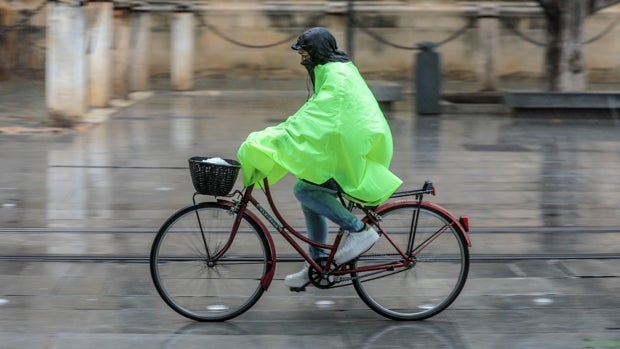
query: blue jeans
[{"left": 293, "top": 179, "right": 365, "bottom": 260}]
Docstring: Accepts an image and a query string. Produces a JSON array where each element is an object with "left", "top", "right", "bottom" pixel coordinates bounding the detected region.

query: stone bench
[{"left": 504, "top": 92, "right": 620, "bottom": 118}]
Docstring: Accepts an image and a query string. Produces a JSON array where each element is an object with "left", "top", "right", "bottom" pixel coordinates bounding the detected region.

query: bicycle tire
[
  {"left": 353, "top": 200, "right": 469, "bottom": 320},
  {"left": 150, "top": 201, "right": 273, "bottom": 321}
]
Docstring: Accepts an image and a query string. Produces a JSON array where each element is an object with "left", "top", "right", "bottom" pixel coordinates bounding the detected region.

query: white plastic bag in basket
[{"left": 202, "top": 157, "right": 231, "bottom": 166}]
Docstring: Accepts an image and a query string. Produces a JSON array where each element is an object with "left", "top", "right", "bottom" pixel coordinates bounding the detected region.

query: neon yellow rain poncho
[{"left": 237, "top": 32, "right": 402, "bottom": 206}]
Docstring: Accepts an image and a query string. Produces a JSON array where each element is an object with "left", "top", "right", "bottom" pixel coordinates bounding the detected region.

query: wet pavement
[{"left": 0, "top": 78, "right": 619, "bottom": 348}]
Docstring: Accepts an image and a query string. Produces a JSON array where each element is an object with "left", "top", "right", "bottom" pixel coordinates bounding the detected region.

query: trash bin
[{"left": 415, "top": 42, "right": 441, "bottom": 115}]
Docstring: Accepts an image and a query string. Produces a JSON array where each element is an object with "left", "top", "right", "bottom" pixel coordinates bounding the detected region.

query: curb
[{"left": 0, "top": 91, "right": 153, "bottom": 134}]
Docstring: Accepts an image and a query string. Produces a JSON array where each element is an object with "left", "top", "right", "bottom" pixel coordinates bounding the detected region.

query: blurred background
[
  {"left": 0, "top": 2, "right": 619, "bottom": 348},
  {"left": 2, "top": 0, "right": 620, "bottom": 88}
]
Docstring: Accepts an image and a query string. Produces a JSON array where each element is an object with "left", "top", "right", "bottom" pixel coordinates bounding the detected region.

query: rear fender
[{"left": 375, "top": 200, "right": 472, "bottom": 247}]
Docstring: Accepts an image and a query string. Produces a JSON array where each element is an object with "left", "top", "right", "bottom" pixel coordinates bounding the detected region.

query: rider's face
[{"left": 297, "top": 49, "right": 310, "bottom": 62}]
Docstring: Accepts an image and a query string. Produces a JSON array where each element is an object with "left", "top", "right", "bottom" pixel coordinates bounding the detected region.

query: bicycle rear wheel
[
  {"left": 150, "top": 202, "right": 273, "bottom": 321},
  {"left": 353, "top": 201, "right": 469, "bottom": 320}
]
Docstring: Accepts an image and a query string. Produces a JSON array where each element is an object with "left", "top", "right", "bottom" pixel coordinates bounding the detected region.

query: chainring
[{"left": 308, "top": 257, "right": 337, "bottom": 289}]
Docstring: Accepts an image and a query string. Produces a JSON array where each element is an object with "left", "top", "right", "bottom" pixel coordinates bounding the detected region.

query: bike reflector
[{"left": 459, "top": 215, "right": 470, "bottom": 232}]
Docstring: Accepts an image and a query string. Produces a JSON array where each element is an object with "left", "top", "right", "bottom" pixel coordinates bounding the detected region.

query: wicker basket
[{"left": 188, "top": 157, "right": 241, "bottom": 196}]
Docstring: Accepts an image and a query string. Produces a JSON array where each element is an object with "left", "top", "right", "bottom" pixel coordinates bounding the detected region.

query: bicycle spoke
[
  {"left": 150, "top": 203, "right": 272, "bottom": 322},
  {"left": 411, "top": 222, "right": 452, "bottom": 256},
  {"left": 353, "top": 202, "right": 469, "bottom": 320}
]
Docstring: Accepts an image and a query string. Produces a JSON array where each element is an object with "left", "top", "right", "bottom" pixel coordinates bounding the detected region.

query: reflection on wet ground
[
  {"left": 0, "top": 79, "right": 619, "bottom": 348},
  {"left": 1, "top": 83, "right": 619, "bottom": 229},
  {"left": 0, "top": 258, "right": 618, "bottom": 349}
]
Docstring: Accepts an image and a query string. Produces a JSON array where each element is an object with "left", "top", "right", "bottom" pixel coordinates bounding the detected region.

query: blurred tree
[{"left": 536, "top": 0, "right": 620, "bottom": 91}]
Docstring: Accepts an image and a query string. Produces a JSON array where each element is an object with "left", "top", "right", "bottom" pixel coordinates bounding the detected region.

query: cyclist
[{"left": 237, "top": 27, "right": 402, "bottom": 289}]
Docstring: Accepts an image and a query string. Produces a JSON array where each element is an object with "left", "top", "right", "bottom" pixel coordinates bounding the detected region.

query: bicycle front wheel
[
  {"left": 150, "top": 202, "right": 273, "bottom": 321},
  {"left": 353, "top": 201, "right": 469, "bottom": 320}
]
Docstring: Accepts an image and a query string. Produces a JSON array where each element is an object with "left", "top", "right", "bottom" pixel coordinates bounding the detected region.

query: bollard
[
  {"left": 414, "top": 41, "right": 441, "bottom": 115},
  {"left": 112, "top": 6, "right": 132, "bottom": 99},
  {"left": 477, "top": 4, "right": 499, "bottom": 92},
  {"left": 129, "top": 10, "right": 151, "bottom": 92},
  {"left": 88, "top": 0, "right": 114, "bottom": 108},
  {"left": 171, "top": 8, "right": 195, "bottom": 91},
  {"left": 46, "top": 0, "right": 88, "bottom": 126}
]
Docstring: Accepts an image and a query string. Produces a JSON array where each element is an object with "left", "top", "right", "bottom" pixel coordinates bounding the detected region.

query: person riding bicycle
[{"left": 237, "top": 27, "right": 402, "bottom": 289}]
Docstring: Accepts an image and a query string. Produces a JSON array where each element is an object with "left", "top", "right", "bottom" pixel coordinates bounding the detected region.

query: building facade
[{"left": 1, "top": 0, "right": 619, "bottom": 83}]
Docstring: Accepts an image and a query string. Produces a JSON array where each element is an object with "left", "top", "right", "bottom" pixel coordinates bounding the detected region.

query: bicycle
[{"left": 150, "top": 156, "right": 472, "bottom": 322}]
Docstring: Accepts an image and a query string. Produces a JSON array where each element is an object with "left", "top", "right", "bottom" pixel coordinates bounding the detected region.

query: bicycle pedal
[{"left": 289, "top": 286, "right": 306, "bottom": 293}]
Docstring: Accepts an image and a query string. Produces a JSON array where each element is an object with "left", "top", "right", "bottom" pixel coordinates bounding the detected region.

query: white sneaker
[
  {"left": 334, "top": 226, "right": 380, "bottom": 264},
  {"left": 284, "top": 264, "right": 309, "bottom": 289}
]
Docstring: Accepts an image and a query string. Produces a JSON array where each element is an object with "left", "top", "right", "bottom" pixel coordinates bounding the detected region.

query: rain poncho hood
[
  {"left": 291, "top": 27, "right": 351, "bottom": 86},
  {"left": 237, "top": 28, "right": 402, "bottom": 205}
]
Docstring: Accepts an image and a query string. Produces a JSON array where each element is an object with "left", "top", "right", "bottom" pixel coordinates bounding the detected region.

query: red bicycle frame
[{"left": 221, "top": 178, "right": 470, "bottom": 288}]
